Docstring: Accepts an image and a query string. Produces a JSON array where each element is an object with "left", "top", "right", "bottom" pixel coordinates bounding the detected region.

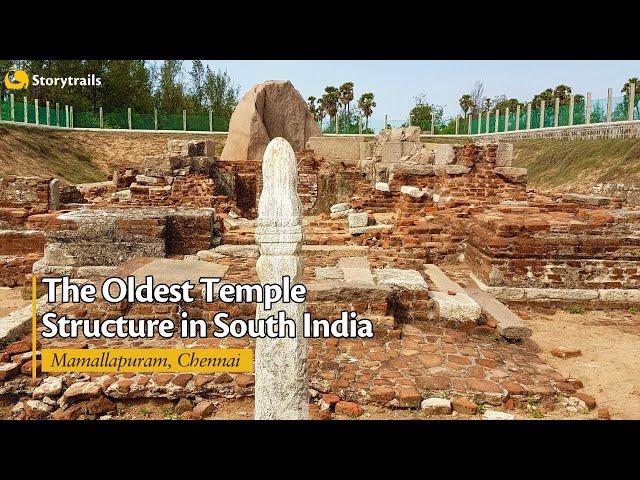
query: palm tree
[
  {"left": 459, "top": 94, "right": 474, "bottom": 116},
  {"left": 320, "top": 86, "right": 339, "bottom": 118},
  {"left": 339, "top": 82, "right": 354, "bottom": 117},
  {"left": 358, "top": 92, "right": 376, "bottom": 129}
]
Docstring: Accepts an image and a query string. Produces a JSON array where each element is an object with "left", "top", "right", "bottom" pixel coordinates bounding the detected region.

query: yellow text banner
[{"left": 41, "top": 348, "right": 253, "bottom": 373}]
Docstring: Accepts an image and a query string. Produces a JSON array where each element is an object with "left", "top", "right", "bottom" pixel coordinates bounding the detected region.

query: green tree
[
  {"left": 155, "top": 60, "right": 186, "bottom": 113},
  {"left": 320, "top": 86, "right": 339, "bottom": 119},
  {"left": 459, "top": 94, "right": 474, "bottom": 116},
  {"left": 494, "top": 97, "right": 522, "bottom": 112},
  {"left": 339, "top": 82, "right": 354, "bottom": 116},
  {"left": 553, "top": 84, "right": 573, "bottom": 105},
  {"left": 357, "top": 92, "right": 376, "bottom": 129},
  {"left": 202, "top": 67, "right": 239, "bottom": 117},
  {"left": 532, "top": 88, "right": 554, "bottom": 108},
  {"left": 189, "top": 60, "right": 206, "bottom": 113},
  {"left": 409, "top": 94, "right": 442, "bottom": 131}
]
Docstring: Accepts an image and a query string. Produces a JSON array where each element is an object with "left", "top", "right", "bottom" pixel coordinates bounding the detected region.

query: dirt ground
[
  {"left": 518, "top": 307, "right": 640, "bottom": 419},
  {"left": 0, "top": 287, "right": 29, "bottom": 317}
]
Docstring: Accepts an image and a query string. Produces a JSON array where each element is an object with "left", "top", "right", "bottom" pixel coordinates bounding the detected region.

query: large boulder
[{"left": 220, "top": 80, "right": 321, "bottom": 162}]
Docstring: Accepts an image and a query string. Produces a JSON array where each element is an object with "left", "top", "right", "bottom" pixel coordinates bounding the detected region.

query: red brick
[
  {"left": 452, "top": 397, "right": 478, "bottom": 415},
  {"left": 335, "top": 401, "right": 364, "bottom": 417}
]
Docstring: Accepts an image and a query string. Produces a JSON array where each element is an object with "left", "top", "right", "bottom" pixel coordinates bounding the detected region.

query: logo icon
[{"left": 4, "top": 70, "right": 30, "bottom": 90}]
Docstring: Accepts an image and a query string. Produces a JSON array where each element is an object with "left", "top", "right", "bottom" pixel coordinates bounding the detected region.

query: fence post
[
  {"left": 526, "top": 103, "right": 531, "bottom": 130},
  {"left": 55, "top": 103, "right": 59, "bottom": 126},
  {"left": 182, "top": 110, "right": 187, "bottom": 131},
  {"left": 477, "top": 113, "right": 481, "bottom": 134},
  {"left": 431, "top": 112, "right": 435, "bottom": 135},
  {"left": 384, "top": 114, "right": 387, "bottom": 129},
  {"left": 628, "top": 82, "right": 636, "bottom": 121},
  {"left": 209, "top": 110, "right": 213, "bottom": 132},
  {"left": 540, "top": 100, "right": 545, "bottom": 128},
  {"left": 467, "top": 115, "right": 471, "bottom": 135},
  {"left": 10, "top": 94, "right": 15, "bottom": 121},
  {"left": 606, "top": 87, "right": 613, "bottom": 123},
  {"left": 554, "top": 97, "right": 560, "bottom": 127},
  {"left": 504, "top": 107, "right": 509, "bottom": 132},
  {"left": 569, "top": 95, "right": 575, "bottom": 126},
  {"left": 128, "top": 107, "right": 132, "bottom": 129},
  {"left": 407, "top": 114, "right": 411, "bottom": 127},
  {"left": 485, "top": 110, "right": 490, "bottom": 134},
  {"left": 515, "top": 104, "right": 521, "bottom": 131},
  {"left": 586, "top": 92, "right": 591, "bottom": 124},
  {"left": 65, "top": 105, "right": 69, "bottom": 127},
  {"left": 494, "top": 109, "right": 499, "bottom": 132},
  {"left": 46, "top": 101, "right": 50, "bottom": 126},
  {"left": 154, "top": 109, "right": 158, "bottom": 130},
  {"left": 359, "top": 116, "right": 362, "bottom": 134},
  {"left": 455, "top": 115, "right": 459, "bottom": 135},
  {"left": 35, "top": 99, "right": 39, "bottom": 125},
  {"left": 23, "top": 97, "right": 28, "bottom": 123},
  {"left": 335, "top": 114, "right": 339, "bottom": 134},
  {"left": 99, "top": 107, "right": 103, "bottom": 129},
  {"left": 70, "top": 106, "right": 73, "bottom": 128}
]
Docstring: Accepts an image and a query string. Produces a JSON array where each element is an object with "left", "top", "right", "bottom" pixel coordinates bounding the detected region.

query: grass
[
  {"left": 512, "top": 138, "right": 640, "bottom": 189},
  {"left": 565, "top": 305, "right": 586, "bottom": 315}
]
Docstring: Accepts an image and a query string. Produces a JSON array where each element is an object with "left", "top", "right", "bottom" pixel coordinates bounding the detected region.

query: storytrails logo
[{"left": 4, "top": 69, "right": 102, "bottom": 90}]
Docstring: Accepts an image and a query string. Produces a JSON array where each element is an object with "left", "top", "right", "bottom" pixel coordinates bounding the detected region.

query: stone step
[
  {"left": 464, "top": 286, "right": 532, "bottom": 341},
  {"left": 424, "top": 264, "right": 481, "bottom": 328}
]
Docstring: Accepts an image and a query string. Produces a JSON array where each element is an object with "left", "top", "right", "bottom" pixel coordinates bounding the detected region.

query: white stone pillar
[
  {"left": 526, "top": 103, "right": 531, "bottom": 130},
  {"left": 431, "top": 112, "right": 435, "bottom": 135},
  {"left": 494, "top": 109, "right": 499, "bottom": 132},
  {"left": 99, "top": 107, "right": 103, "bottom": 129},
  {"left": 477, "top": 113, "right": 481, "bottom": 134},
  {"left": 628, "top": 82, "right": 636, "bottom": 122},
  {"left": 569, "top": 95, "right": 575, "bottom": 126},
  {"left": 128, "top": 107, "right": 132, "bottom": 129},
  {"left": 23, "top": 97, "right": 28, "bottom": 123},
  {"left": 35, "top": 98, "right": 39, "bottom": 125},
  {"left": 554, "top": 97, "right": 560, "bottom": 127},
  {"left": 254, "top": 137, "right": 308, "bottom": 420},
  {"left": 504, "top": 107, "right": 509, "bottom": 132},
  {"left": 455, "top": 115, "right": 459, "bottom": 135},
  {"left": 540, "top": 100, "right": 545, "bottom": 128},
  {"left": 467, "top": 115, "right": 471, "bottom": 135},
  {"left": 10, "top": 94, "right": 15, "bottom": 121},
  {"left": 586, "top": 92, "right": 591, "bottom": 124},
  {"left": 154, "top": 109, "right": 158, "bottom": 130},
  {"left": 606, "top": 87, "right": 613, "bottom": 122},
  {"left": 515, "top": 104, "right": 521, "bottom": 131},
  {"left": 209, "top": 110, "right": 213, "bottom": 132},
  {"left": 485, "top": 110, "right": 490, "bottom": 134},
  {"left": 46, "top": 101, "right": 50, "bottom": 126}
]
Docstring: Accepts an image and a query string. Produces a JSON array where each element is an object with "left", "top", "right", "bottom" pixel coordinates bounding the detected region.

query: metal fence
[
  {"left": 2, "top": 87, "right": 638, "bottom": 136},
  {"left": 0, "top": 94, "right": 230, "bottom": 132}
]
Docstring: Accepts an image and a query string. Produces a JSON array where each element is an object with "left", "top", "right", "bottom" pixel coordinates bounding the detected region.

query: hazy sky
[{"left": 200, "top": 60, "right": 640, "bottom": 124}]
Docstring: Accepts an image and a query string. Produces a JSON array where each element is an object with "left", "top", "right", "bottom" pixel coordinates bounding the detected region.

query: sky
[{"left": 200, "top": 60, "right": 640, "bottom": 129}]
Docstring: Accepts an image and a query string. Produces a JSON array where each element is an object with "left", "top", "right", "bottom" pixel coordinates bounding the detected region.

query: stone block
[
  {"left": 400, "top": 186, "right": 424, "bottom": 198},
  {"left": 375, "top": 268, "right": 427, "bottom": 291},
  {"left": 494, "top": 167, "right": 528, "bottom": 183},
  {"left": 348, "top": 212, "right": 368, "bottom": 228},
  {"left": 429, "top": 291, "right": 481, "bottom": 324},
  {"left": 495, "top": 143, "right": 513, "bottom": 167},
  {"left": 330, "top": 208, "right": 354, "bottom": 220},
  {"left": 434, "top": 144, "right": 456, "bottom": 165},
  {"left": 330, "top": 202, "right": 350, "bottom": 213}
]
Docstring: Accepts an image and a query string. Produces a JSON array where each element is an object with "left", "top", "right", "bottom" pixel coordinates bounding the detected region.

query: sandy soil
[
  {"left": 0, "top": 287, "right": 29, "bottom": 318},
  {"left": 520, "top": 307, "right": 640, "bottom": 419}
]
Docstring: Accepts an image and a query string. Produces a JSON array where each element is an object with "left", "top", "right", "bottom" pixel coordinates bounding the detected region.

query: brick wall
[{"left": 0, "top": 176, "right": 51, "bottom": 213}]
